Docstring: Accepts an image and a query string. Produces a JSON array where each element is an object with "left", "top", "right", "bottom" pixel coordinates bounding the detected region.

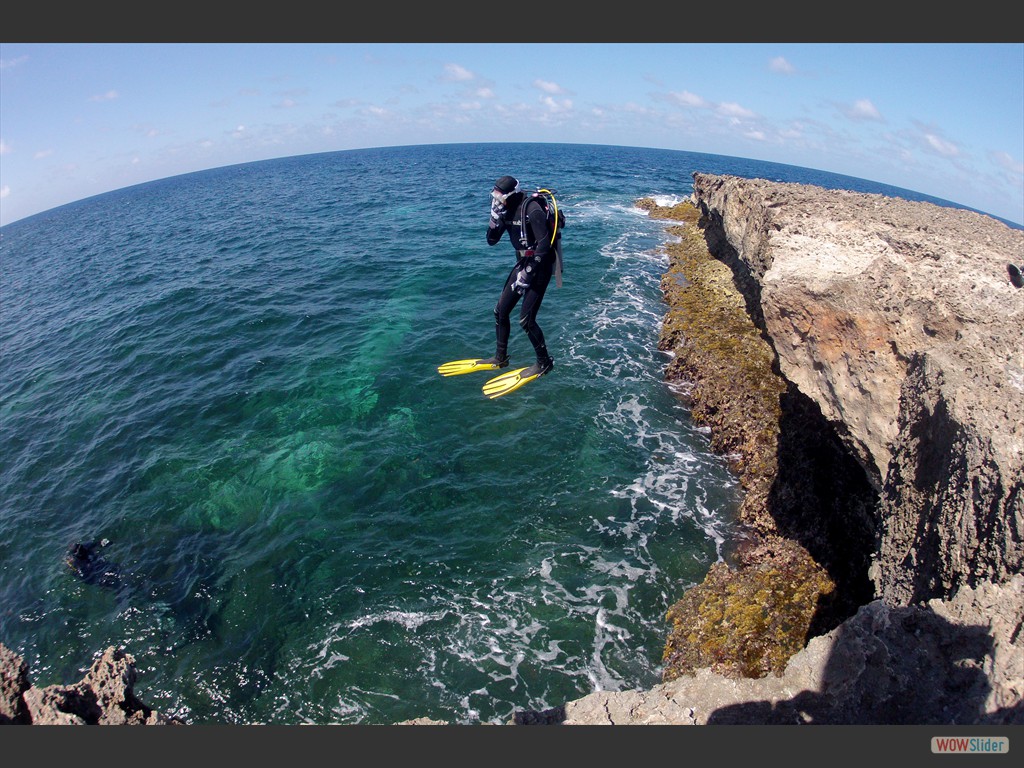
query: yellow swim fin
[
  {"left": 437, "top": 357, "right": 509, "bottom": 377},
  {"left": 481, "top": 360, "right": 553, "bottom": 399}
]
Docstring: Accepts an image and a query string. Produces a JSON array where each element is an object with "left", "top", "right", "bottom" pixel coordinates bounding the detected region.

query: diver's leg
[{"left": 518, "top": 270, "right": 554, "bottom": 373}]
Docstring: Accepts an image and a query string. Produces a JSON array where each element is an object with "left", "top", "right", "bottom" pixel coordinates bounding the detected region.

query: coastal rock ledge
[{"left": 557, "top": 175, "right": 1023, "bottom": 725}]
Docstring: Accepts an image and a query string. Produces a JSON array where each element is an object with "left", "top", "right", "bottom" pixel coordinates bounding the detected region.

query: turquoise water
[{"left": 0, "top": 143, "right": 977, "bottom": 724}]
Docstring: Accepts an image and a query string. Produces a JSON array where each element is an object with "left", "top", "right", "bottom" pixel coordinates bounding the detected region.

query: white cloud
[
  {"left": 745, "top": 130, "right": 767, "bottom": 141},
  {"left": 0, "top": 185, "right": 9, "bottom": 199},
  {"left": 769, "top": 56, "right": 795, "bottom": 74},
  {"left": 780, "top": 123, "right": 804, "bottom": 139},
  {"left": 669, "top": 90, "right": 708, "bottom": 108},
  {"left": 476, "top": 87, "right": 495, "bottom": 99},
  {"left": 534, "top": 79, "right": 563, "bottom": 94},
  {"left": 922, "top": 132, "right": 960, "bottom": 158},
  {"left": 540, "top": 96, "right": 572, "bottom": 113},
  {"left": 718, "top": 102, "right": 756, "bottom": 119},
  {"left": 991, "top": 150, "right": 1024, "bottom": 175},
  {"left": 89, "top": 90, "right": 119, "bottom": 102},
  {"left": 442, "top": 63, "right": 474, "bottom": 82},
  {"left": 844, "top": 98, "right": 883, "bottom": 121},
  {"left": 0, "top": 55, "right": 28, "bottom": 70},
  {"left": 622, "top": 101, "right": 651, "bottom": 114},
  {"left": 0, "top": 139, "right": 9, "bottom": 155},
  {"left": 33, "top": 149, "right": 53, "bottom": 159}
]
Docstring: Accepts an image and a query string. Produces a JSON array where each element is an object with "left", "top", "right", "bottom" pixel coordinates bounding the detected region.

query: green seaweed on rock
[
  {"left": 648, "top": 199, "right": 785, "bottom": 534},
  {"left": 640, "top": 197, "right": 834, "bottom": 683},
  {"left": 661, "top": 536, "right": 835, "bottom": 681}
]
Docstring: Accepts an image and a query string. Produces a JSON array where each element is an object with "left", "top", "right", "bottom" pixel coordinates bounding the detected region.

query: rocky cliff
[
  {"left": 690, "top": 174, "right": 1022, "bottom": 606},
  {"left": 556, "top": 175, "right": 1023, "bottom": 725}
]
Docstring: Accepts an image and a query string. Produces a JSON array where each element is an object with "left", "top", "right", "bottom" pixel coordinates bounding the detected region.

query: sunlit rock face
[{"left": 690, "top": 173, "right": 1023, "bottom": 606}]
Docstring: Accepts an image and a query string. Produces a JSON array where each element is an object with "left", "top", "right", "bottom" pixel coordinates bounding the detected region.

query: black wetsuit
[{"left": 487, "top": 192, "right": 558, "bottom": 367}]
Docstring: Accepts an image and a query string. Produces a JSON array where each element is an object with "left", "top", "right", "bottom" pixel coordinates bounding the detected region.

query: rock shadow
[
  {"left": 768, "top": 384, "right": 879, "bottom": 636},
  {"left": 706, "top": 601, "right": 1019, "bottom": 725},
  {"left": 511, "top": 706, "right": 567, "bottom": 725}
]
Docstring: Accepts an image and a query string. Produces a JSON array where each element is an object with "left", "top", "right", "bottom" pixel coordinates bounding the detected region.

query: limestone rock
[
  {"left": 558, "top": 575, "right": 1023, "bottom": 725},
  {"left": 1, "top": 643, "right": 31, "bottom": 724},
  {"left": 0, "top": 643, "right": 179, "bottom": 725},
  {"left": 690, "top": 174, "right": 1023, "bottom": 606}
]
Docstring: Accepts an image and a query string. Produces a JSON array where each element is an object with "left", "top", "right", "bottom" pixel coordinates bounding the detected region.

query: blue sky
[{"left": 1, "top": 42, "right": 1022, "bottom": 228}]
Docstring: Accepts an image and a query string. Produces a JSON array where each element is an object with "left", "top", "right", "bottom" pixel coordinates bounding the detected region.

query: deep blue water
[{"left": 0, "top": 142, "right": 987, "bottom": 724}]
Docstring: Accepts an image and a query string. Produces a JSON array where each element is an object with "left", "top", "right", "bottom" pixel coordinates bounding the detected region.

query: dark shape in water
[{"left": 66, "top": 538, "right": 122, "bottom": 589}]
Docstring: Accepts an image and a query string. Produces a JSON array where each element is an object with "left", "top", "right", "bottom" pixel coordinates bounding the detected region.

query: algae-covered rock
[
  {"left": 636, "top": 197, "right": 702, "bottom": 223},
  {"left": 652, "top": 199, "right": 785, "bottom": 535},
  {"left": 662, "top": 536, "right": 834, "bottom": 681}
]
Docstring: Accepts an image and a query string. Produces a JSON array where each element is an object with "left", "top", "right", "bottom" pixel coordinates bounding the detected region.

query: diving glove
[
  {"left": 490, "top": 197, "right": 506, "bottom": 228},
  {"left": 512, "top": 268, "right": 531, "bottom": 295}
]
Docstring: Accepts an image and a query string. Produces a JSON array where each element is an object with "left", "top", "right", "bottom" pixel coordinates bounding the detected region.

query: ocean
[{"left": 0, "top": 142, "right": 987, "bottom": 725}]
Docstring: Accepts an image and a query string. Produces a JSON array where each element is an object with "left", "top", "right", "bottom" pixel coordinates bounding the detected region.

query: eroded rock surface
[
  {"left": 689, "top": 174, "right": 1022, "bottom": 606},
  {"left": 559, "top": 575, "right": 1023, "bottom": 725},
  {"left": 0, "top": 643, "right": 178, "bottom": 725}
]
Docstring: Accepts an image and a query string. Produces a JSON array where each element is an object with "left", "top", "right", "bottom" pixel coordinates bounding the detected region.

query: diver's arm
[{"left": 487, "top": 195, "right": 508, "bottom": 245}]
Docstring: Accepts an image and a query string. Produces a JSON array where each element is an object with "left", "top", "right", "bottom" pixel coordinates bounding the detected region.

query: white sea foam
[
  {"left": 347, "top": 609, "right": 448, "bottom": 632},
  {"left": 647, "top": 194, "right": 687, "bottom": 208}
]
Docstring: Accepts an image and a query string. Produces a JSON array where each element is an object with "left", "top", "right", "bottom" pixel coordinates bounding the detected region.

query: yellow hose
[{"left": 539, "top": 188, "right": 559, "bottom": 244}]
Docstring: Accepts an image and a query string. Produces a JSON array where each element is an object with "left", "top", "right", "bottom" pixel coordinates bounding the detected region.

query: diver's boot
[
  {"left": 521, "top": 356, "right": 553, "bottom": 379},
  {"left": 478, "top": 354, "right": 510, "bottom": 369}
]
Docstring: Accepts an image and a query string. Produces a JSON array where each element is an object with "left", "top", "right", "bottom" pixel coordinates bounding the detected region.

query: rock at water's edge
[{"left": 0, "top": 643, "right": 179, "bottom": 725}]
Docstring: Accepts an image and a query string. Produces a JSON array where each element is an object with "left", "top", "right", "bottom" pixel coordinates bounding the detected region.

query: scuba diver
[
  {"left": 65, "top": 538, "right": 123, "bottom": 589},
  {"left": 438, "top": 175, "right": 564, "bottom": 399}
]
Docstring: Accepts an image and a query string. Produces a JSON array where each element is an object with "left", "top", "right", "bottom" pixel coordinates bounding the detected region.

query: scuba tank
[{"left": 519, "top": 188, "right": 566, "bottom": 287}]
